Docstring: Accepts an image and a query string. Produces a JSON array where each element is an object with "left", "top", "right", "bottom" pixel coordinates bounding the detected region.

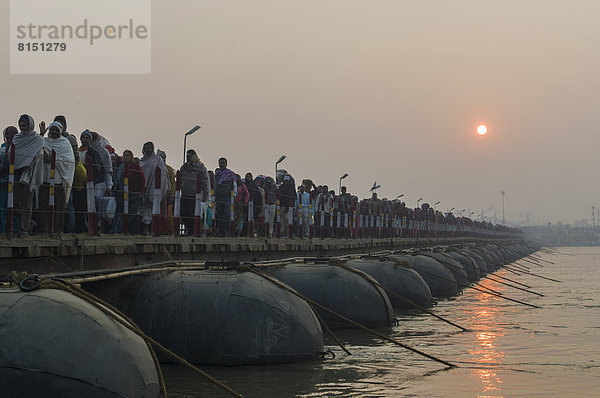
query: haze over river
[{"left": 163, "top": 247, "right": 599, "bottom": 397}]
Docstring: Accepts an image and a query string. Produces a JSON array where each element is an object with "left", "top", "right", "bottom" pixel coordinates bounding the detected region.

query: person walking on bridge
[
  {"left": 316, "top": 185, "right": 332, "bottom": 238},
  {"left": 1, "top": 126, "right": 18, "bottom": 234},
  {"left": 278, "top": 175, "right": 295, "bottom": 237},
  {"left": 369, "top": 192, "right": 382, "bottom": 238},
  {"left": 214, "top": 157, "right": 236, "bottom": 237},
  {"left": 233, "top": 174, "right": 249, "bottom": 237},
  {"left": 339, "top": 186, "right": 351, "bottom": 238},
  {"left": 38, "top": 122, "right": 75, "bottom": 234},
  {"left": 112, "top": 150, "right": 145, "bottom": 234},
  {"left": 263, "top": 176, "right": 277, "bottom": 238},
  {"left": 39, "top": 115, "right": 79, "bottom": 233},
  {"left": 140, "top": 142, "right": 169, "bottom": 235},
  {"left": 296, "top": 184, "right": 310, "bottom": 238},
  {"left": 179, "top": 149, "right": 209, "bottom": 236},
  {"left": 80, "top": 130, "right": 113, "bottom": 233},
  {"left": 157, "top": 149, "right": 176, "bottom": 234},
  {"left": 81, "top": 130, "right": 113, "bottom": 199},
  {"left": 13, "top": 115, "right": 44, "bottom": 236},
  {"left": 243, "top": 173, "right": 263, "bottom": 237}
]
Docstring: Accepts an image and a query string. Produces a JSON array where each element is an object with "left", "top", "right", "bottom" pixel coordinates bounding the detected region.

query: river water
[{"left": 162, "top": 247, "right": 600, "bottom": 397}]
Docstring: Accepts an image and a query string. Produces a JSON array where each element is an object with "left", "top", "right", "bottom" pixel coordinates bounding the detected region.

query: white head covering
[
  {"left": 44, "top": 122, "right": 76, "bottom": 197},
  {"left": 13, "top": 114, "right": 44, "bottom": 171},
  {"left": 47, "top": 121, "right": 63, "bottom": 135}
]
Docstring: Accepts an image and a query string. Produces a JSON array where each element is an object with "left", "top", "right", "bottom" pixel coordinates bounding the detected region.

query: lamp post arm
[{"left": 183, "top": 134, "right": 188, "bottom": 165}]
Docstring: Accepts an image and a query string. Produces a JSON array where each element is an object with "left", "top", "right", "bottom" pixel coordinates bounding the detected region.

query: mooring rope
[
  {"left": 479, "top": 274, "right": 544, "bottom": 297},
  {"left": 427, "top": 252, "right": 545, "bottom": 297},
  {"left": 308, "top": 299, "right": 352, "bottom": 356},
  {"left": 541, "top": 248, "right": 574, "bottom": 256},
  {"left": 324, "top": 260, "right": 395, "bottom": 326},
  {"left": 477, "top": 272, "right": 531, "bottom": 289},
  {"left": 390, "top": 257, "right": 541, "bottom": 309},
  {"left": 18, "top": 275, "right": 243, "bottom": 398},
  {"left": 500, "top": 263, "right": 562, "bottom": 283},
  {"left": 526, "top": 254, "right": 554, "bottom": 264},
  {"left": 417, "top": 253, "right": 503, "bottom": 296},
  {"left": 509, "top": 262, "right": 532, "bottom": 271},
  {"left": 328, "top": 259, "right": 470, "bottom": 332},
  {"left": 450, "top": 252, "right": 532, "bottom": 287},
  {"left": 239, "top": 263, "right": 350, "bottom": 356},
  {"left": 519, "top": 257, "right": 544, "bottom": 267},
  {"left": 240, "top": 266, "right": 456, "bottom": 369}
]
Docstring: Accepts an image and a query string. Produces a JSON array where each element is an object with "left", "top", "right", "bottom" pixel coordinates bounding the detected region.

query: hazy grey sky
[{"left": 2, "top": 1, "right": 599, "bottom": 225}]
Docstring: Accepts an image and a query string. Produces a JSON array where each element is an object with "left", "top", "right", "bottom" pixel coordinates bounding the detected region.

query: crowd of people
[{"left": 0, "top": 114, "right": 520, "bottom": 238}]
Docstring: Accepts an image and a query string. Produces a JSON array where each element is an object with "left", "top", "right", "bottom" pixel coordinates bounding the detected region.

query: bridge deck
[{"left": 0, "top": 235, "right": 513, "bottom": 275}]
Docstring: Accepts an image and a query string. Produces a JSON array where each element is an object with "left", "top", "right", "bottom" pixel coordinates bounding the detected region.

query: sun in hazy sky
[{"left": 477, "top": 124, "right": 488, "bottom": 135}]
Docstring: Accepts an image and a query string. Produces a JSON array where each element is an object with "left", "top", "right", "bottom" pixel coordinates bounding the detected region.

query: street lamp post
[
  {"left": 339, "top": 173, "right": 348, "bottom": 195},
  {"left": 368, "top": 182, "right": 381, "bottom": 238},
  {"left": 434, "top": 201, "right": 440, "bottom": 237},
  {"left": 395, "top": 194, "right": 404, "bottom": 238},
  {"left": 459, "top": 209, "right": 465, "bottom": 236},
  {"left": 414, "top": 197, "right": 423, "bottom": 238},
  {"left": 448, "top": 207, "right": 455, "bottom": 236},
  {"left": 182, "top": 125, "right": 201, "bottom": 164},
  {"left": 469, "top": 211, "right": 474, "bottom": 234},
  {"left": 501, "top": 191, "right": 505, "bottom": 224},
  {"left": 275, "top": 155, "right": 286, "bottom": 181}
]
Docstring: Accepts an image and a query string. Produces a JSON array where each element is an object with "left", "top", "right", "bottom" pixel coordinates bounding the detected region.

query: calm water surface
[{"left": 163, "top": 247, "right": 600, "bottom": 397}]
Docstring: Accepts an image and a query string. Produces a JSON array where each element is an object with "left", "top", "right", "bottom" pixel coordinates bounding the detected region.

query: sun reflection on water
[{"left": 468, "top": 284, "right": 506, "bottom": 397}]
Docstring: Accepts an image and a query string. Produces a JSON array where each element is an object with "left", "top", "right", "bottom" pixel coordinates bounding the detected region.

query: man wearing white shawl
[
  {"left": 13, "top": 114, "right": 44, "bottom": 236},
  {"left": 38, "top": 122, "right": 75, "bottom": 233},
  {"left": 84, "top": 130, "right": 113, "bottom": 195},
  {"left": 139, "top": 141, "right": 169, "bottom": 234}
]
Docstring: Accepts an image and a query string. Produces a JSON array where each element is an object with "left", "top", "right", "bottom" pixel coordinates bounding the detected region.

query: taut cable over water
[
  {"left": 481, "top": 274, "right": 544, "bottom": 297},
  {"left": 501, "top": 266, "right": 523, "bottom": 276},
  {"left": 510, "top": 262, "right": 531, "bottom": 270},
  {"left": 541, "top": 247, "right": 574, "bottom": 256},
  {"left": 328, "top": 259, "right": 470, "bottom": 332},
  {"left": 241, "top": 265, "right": 457, "bottom": 369},
  {"left": 18, "top": 275, "right": 244, "bottom": 398},
  {"left": 501, "top": 265, "right": 562, "bottom": 283},
  {"left": 527, "top": 254, "right": 554, "bottom": 264},
  {"left": 399, "top": 258, "right": 541, "bottom": 309},
  {"left": 520, "top": 258, "right": 545, "bottom": 267},
  {"left": 505, "top": 262, "right": 531, "bottom": 273},
  {"left": 480, "top": 272, "right": 532, "bottom": 289},
  {"left": 304, "top": 297, "right": 352, "bottom": 356},
  {"left": 429, "top": 252, "right": 545, "bottom": 297}
]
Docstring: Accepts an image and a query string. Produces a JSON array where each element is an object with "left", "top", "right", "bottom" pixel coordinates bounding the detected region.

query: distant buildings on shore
[{"left": 523, "top": 224, "right": 600, "bottom": 247}]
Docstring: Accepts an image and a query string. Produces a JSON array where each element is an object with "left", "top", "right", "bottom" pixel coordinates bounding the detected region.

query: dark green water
[{"left": 162, "top": 247, "right": 600, "bottom": 397}]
